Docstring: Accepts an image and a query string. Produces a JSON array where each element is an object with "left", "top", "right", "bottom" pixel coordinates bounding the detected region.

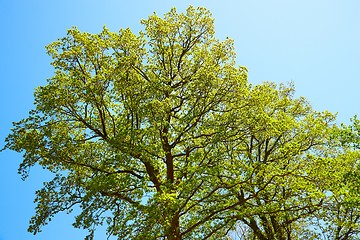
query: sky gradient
[{"left": 0, "top": 1, "right": 359, "bottom": 239}]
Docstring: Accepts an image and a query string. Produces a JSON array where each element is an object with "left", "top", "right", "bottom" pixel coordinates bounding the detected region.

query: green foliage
[
  {"left": 306, "top": 118, "right": 360, "bottom": 240},
  {"left": 4, "top": 6, "right": 360, "bottom": 240}
]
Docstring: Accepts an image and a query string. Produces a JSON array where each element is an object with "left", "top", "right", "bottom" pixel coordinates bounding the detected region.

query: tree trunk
[{"left": 167, "top": 213, "right": 181, "bottom": 240}]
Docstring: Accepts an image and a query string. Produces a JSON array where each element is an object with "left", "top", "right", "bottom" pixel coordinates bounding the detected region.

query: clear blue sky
[{"left": 0, "top": 0, "right": 359, "bottom": 239}]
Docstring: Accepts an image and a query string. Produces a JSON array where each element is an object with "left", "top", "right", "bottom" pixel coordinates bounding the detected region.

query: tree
[
  {"left": 306, "top": 117, "right": 360, "bottom": 240},
  {"left": 5, "top": 6, "right": 248, "bottom": 239},
  {"left": 214, "top": 82, "right": 337, "bottom": 240},
  {"left": 3, "top": 6, "right": 355, "bottom": 240}
]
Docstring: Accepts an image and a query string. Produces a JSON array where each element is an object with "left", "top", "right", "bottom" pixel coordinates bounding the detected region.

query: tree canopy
[{"left": 4, "top": 6, "right": 360, "bottom": 240}]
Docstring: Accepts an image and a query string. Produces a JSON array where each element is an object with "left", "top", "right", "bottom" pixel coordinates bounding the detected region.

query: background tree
[
  {"left": 305, "top": 117, "right": 360, "bottom": 240},
  {"left": 217, "top": 82, "right": 337, "bottom": 239}
]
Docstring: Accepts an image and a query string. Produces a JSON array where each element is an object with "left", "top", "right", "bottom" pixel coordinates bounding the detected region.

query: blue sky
[{"left": 0, "top": 0, "right": 359, "bottom": 239}]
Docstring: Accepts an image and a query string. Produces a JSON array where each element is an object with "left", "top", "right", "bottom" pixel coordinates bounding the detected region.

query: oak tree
[
  {"left": 5, "top": 6, "right": 248, "bottom": 240},
  {"left": 307, "top": 117, "right": 360, "bottom": 240},
  {"left": 213, "top": 82, "right": 336, "bottom": 239}
]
